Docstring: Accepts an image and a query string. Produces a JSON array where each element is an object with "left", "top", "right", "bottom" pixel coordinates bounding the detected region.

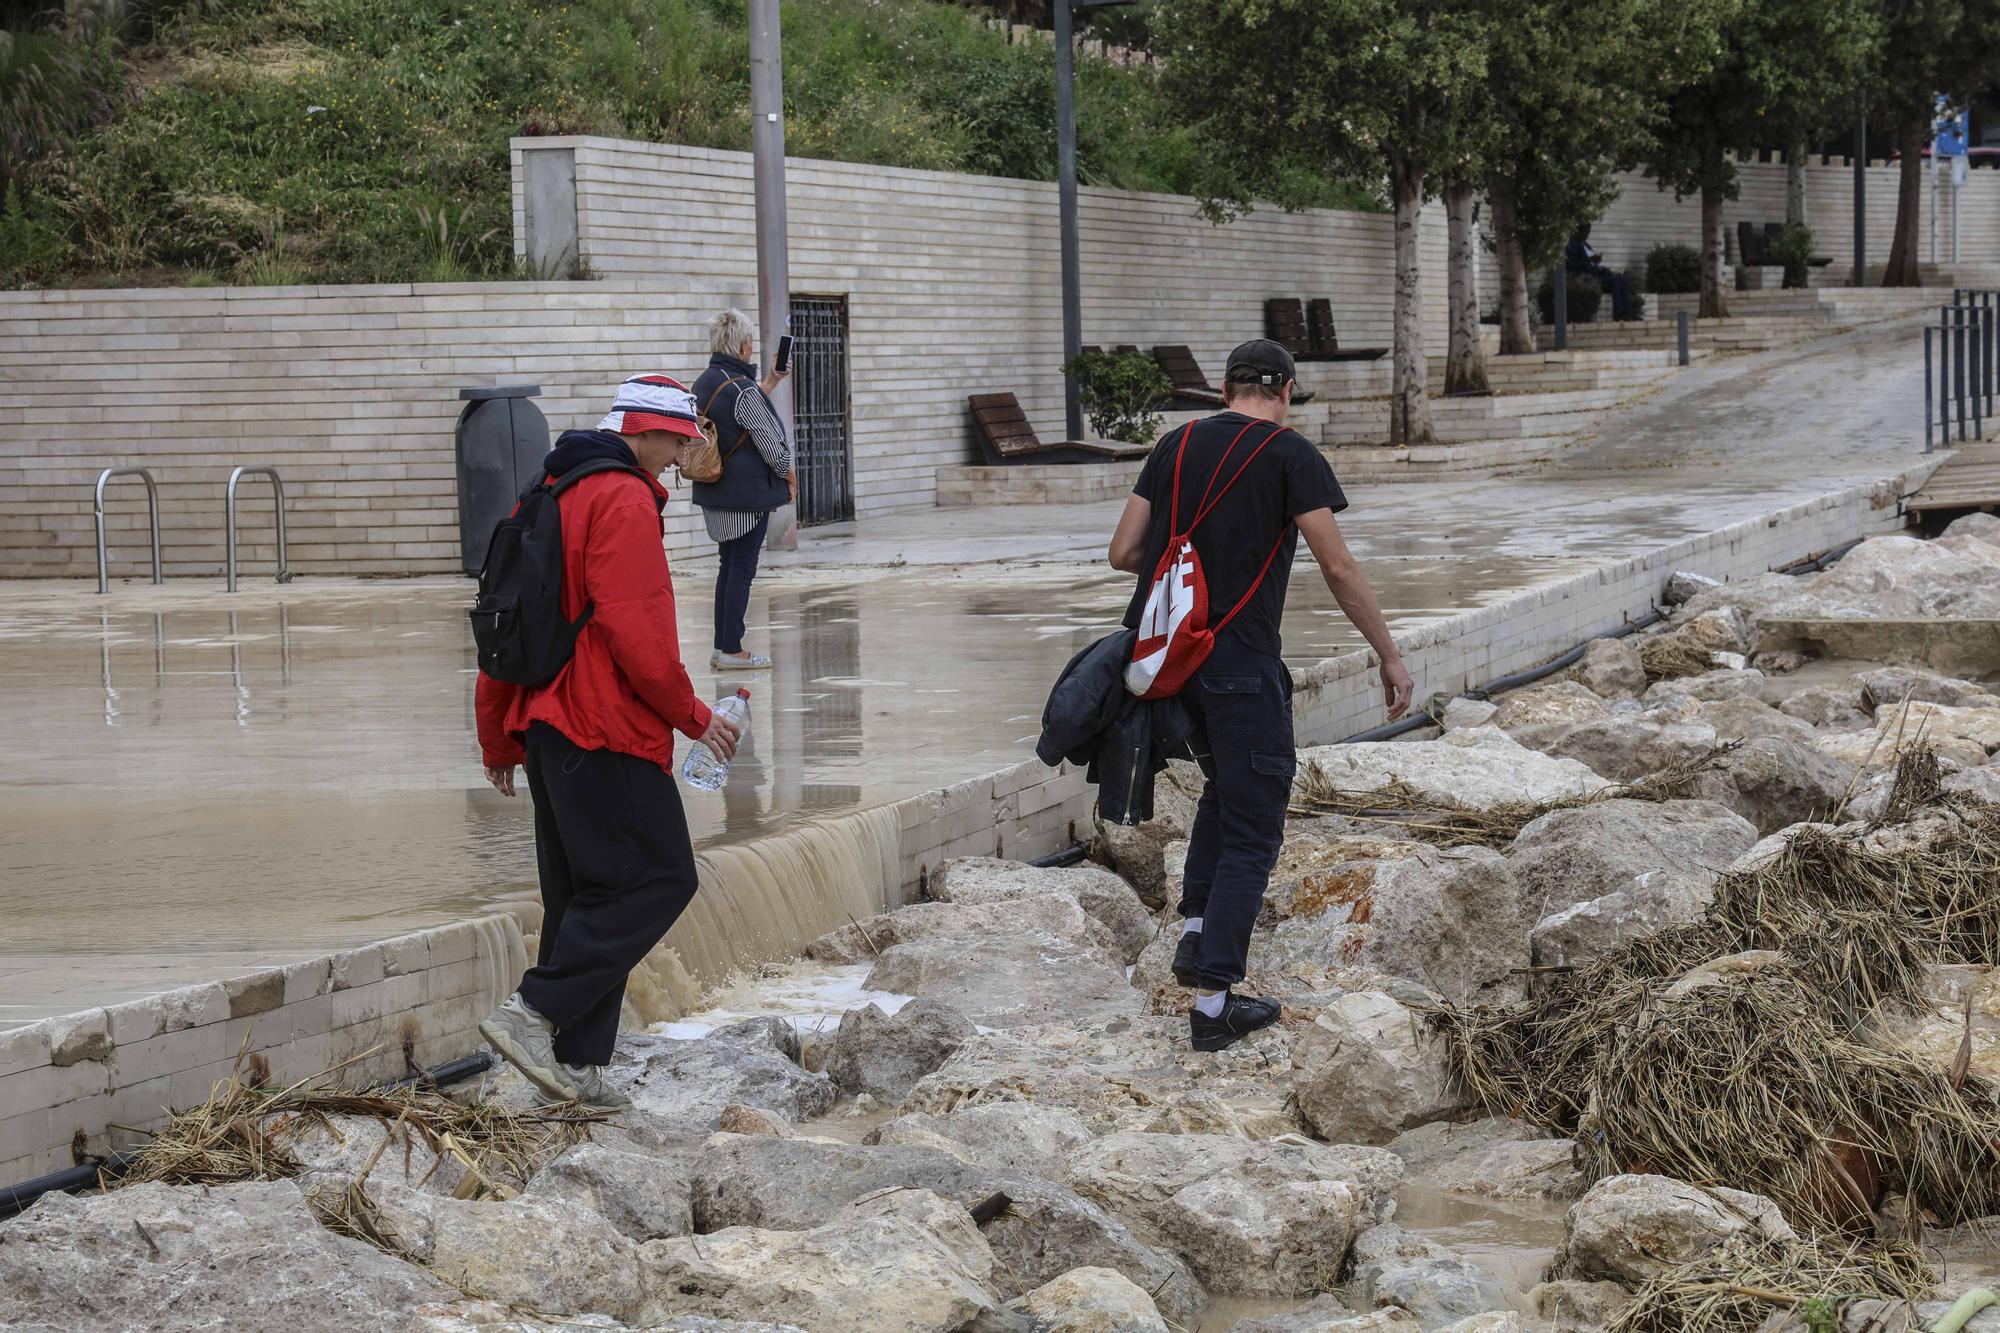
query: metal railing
[
  {"left": 94, "top": 468, "right": 162, "bottom": 595},
  {"left": 225, "top": 465, "right": 292, "bottom": 592},
  {"left": 1926, "top": 292, "right": 1998, "bottom": 452}
]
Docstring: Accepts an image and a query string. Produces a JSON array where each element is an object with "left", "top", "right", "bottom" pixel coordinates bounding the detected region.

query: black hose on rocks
[
  {"left": 0, "top": 1050, "right": 497, "bottom": 1221},
  {"left": 1335, "top": 534, "right": 1867, "bottom": 745}
]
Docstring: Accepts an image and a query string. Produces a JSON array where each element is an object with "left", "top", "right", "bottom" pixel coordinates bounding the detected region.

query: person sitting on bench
[{"left": 1566, "top": 223, "right": 1634, "bottom": 322}]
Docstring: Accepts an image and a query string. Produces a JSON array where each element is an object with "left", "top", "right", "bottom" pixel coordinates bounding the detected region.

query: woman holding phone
[{"left": 691, "top": 308, "right": 796, "bottom": 670}]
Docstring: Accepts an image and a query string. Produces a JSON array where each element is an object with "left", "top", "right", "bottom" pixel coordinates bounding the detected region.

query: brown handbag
[{"left": 679, "top": 375, "right": 747, "bottom": 484}]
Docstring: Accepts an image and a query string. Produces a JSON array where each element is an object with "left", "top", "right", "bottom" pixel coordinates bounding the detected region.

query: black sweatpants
[
  {"left": 1175, "top": 636, "right": 1296, "bottom": 990},
  {"left": 517, "top": 722, "right": 701, "bottom": 1066}
]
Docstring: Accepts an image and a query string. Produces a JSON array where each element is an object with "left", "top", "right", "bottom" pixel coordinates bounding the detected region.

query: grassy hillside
[{"left": 0, "top": 0, "right": 1377, "bottom": 289}]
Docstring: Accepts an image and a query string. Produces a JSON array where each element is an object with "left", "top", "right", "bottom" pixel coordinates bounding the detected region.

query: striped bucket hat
[{"left": 597, "top": 374, "right": 702, "bottom": 437}]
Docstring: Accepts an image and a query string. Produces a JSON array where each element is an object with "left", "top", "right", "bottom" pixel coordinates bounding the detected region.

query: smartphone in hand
[{"left": 773, "top": 334, "right": 795, "bottom": 374}]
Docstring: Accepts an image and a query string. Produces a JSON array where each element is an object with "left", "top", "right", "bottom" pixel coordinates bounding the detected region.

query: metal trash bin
[{"left": 455, "top": 385, "right": 550, "bottom": 575}]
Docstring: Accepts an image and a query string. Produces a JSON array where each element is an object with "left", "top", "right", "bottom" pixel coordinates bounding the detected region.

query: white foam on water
[{"left": 647, "top": 961, "right": 911, "bottom": 1041}]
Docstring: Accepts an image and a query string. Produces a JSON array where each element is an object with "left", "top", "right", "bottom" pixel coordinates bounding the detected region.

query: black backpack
[{"left": 468, "top": 459, "right": 653, "bottom": 687}]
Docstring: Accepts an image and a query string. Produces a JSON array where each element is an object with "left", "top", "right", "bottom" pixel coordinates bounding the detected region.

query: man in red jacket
[{"left": 475, "top": 375, "right": 741, "bottom": 1108}]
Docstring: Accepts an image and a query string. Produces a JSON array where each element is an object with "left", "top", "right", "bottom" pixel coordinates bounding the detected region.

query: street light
[{"left": 1055, "top": 0, "right": 1133, "bottom": 442}]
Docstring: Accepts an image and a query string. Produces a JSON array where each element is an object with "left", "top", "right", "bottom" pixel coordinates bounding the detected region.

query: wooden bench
[
  {"left": 967, "top": 392, "right": 1153, "bottom": 466},
  {"left": 1151, "top": 344, "right": 1315, "bottom": 406},
  {"left": 1265, "top": 298, "right": 1387, "bottom": 362},
  {"left": 1150, "top": 345, "right": 1226, "bottom": 408}
]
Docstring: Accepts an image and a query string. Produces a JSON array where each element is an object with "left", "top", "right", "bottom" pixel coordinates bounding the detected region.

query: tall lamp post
[
  {"left": 750, "top": 0, "right": 795, "bottom": 544},
  {"left": 1054, "top": 0, "right": 1131, "bottom": 442},
  {"left": 1853, "top": 96, "right": 1867, "bottom": 288}
]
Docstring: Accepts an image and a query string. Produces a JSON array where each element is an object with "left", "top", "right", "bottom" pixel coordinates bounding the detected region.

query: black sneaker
[
  {"left": 1171, "top": 931, "right": 1201, "bottom": 988},
  {"left": 1189, "top": 993, "right": 1282, "bottom": 1052}
]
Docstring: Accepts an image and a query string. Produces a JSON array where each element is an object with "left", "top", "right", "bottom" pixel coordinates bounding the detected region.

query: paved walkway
[{"left": 0, "top": 318, "right": 1939, "bottom": 1023}]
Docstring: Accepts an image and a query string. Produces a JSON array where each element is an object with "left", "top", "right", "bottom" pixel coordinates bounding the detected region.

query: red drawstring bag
[{"left": 1125, "top": 419, "right": 1289, "bottom": 700}]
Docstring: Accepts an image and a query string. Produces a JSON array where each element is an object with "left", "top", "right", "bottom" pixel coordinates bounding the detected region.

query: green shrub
[
  {"left": 1536, "top": 271, "right": 1603, "bottom": 325},
  {"left": 12, "top": 0, "right": 1381, "bottom": 287},
  {"left": 1644, "top": 243, "right": 1701, "bottom": 294},
  {"left": 1063, "top": 349, "right": 1169, "bottom": 443},
  {"left": 1769, "top": 222, "right": 1816, "bottom": 290},
  {"left": 0, "top": 185, "right": 67, "bottom": 285}
]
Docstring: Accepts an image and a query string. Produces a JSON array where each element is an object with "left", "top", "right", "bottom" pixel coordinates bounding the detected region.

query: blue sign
[{"left": 1935, "top": 94, "right": 1968, "bottom": 156}]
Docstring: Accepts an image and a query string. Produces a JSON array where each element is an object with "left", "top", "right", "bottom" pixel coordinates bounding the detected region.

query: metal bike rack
[
  {"left": 94, "top": 468, "right": 163, "bottom": 595},
  {"left": 225, "top": 465, "right": 292, "bottom": 593}
]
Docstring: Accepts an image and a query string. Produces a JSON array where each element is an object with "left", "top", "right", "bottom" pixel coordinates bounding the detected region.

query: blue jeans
[
  {"left": 1175, "top": 636, "right": 1295, "bottom": 989},
  {"left": 713, "top": 513, "right": 770, "bottom": 654}
]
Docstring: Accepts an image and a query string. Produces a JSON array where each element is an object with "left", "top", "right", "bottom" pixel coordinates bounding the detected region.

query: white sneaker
[
  {"left": 550, "top": 1062, "right": 633, "bottom": 1110},
  {"left": 477, "top": 994, "right": 580, "bottom": 1103},
  {"left": 712, "top": 651, "right": 772, "bottom": 670}
]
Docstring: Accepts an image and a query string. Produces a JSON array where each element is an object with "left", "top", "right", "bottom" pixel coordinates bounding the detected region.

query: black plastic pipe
[
  {"left": 1026, "top": 843, "right": 1089, "bottom": 869},
  {"left": 0, "top": 1049, "right": 497, "bottom": 1221}
]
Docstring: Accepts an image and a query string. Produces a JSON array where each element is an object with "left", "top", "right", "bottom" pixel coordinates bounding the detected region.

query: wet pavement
[{"left": 0, "top": 318, "right": 1938, "bottom": 1023}]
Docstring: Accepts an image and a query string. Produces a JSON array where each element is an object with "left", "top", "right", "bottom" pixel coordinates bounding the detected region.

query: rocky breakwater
[{"left": 9, "top": 521, "right": 2000, "bottom": 1333}]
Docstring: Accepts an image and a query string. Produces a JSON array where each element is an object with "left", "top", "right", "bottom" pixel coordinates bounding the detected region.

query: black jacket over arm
[{"left": 1036, "top": 630, "right": 1195, "bottom": 826}]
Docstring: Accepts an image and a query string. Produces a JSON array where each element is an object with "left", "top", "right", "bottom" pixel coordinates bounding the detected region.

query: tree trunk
[
  {"left": 1883, "top": 113, "right": 1926, "bottom": 287},
  {"left": 1443, "top": 181, "right": 1490, "bottom": 395},
  {"left": 1389, "top": 154, "right": 1434, "bottom": 446},
  {"left": 1699, "top": 179, "right": 1729, "bottom": 320},
  {"left": 1786, "top": 139, "right": 1808, "bottom": 228},
  {"left": 1488, "top": 174, "right": 1535, "bottom": 355}
]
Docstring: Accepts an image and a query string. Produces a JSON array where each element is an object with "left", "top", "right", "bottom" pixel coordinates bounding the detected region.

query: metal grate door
[{"left": 788, "top": 296, "right": 854, "bottom": 526}]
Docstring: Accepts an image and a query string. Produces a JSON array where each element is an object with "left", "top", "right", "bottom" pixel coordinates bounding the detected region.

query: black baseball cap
[{"left": 1223, "top": 339, "right": 1296, "bottom": 387}]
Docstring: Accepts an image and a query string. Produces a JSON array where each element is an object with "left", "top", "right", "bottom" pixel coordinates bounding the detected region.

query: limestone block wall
[
  {"left": 1586, "top": 160, "right": 2000, "bottom": 278},
  {"left": 0, "top": 281, "right": 744, "bottom": 579},
  {"left": 0, "top": 915, "right": 525, "bottom": 1191},
  {"left": 515, "top": 136, "right": 1451, "bottom": 517},
  {"left": 1, "top": 140, "right": 1457, "bottom": 579}
]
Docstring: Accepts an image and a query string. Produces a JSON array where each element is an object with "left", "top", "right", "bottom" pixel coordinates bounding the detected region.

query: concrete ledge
[
  {"left": 0, "top": 916, "right": 526, "bottom": 1190},
  {"left": 1290, "top": 460, "right": 1941, "bottom": 744},
  {"left": 936, "top": 460, "right": 1146, "bottom": 508},
  {"left": 1761, "top": 616, "right": 2000, "bottom": 677}
]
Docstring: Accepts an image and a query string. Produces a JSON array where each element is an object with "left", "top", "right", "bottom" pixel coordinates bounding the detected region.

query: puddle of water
[
  {"left": 1392, "top": 1182, "right": 1568, "bottom": 1309},
  {"left": 647, "top": 961, "right": 908, "bottom": 1042}
]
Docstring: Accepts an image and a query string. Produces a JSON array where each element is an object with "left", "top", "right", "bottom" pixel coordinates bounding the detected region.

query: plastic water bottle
[{"left": 681, "top": 687, "right": 751, "bottom": 792}]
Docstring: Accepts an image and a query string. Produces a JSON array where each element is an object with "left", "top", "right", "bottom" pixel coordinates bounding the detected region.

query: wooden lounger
[
  {"left": 1150, "top": 345, "right": 1226, "bottom": 408},
  {"left": 1306, "top": 298, "right": 1387, "bottom": 361},
  {"left": 1156, "top": 343, "right": 1315, "bottom": 405},
  {"left": 967, "top": 392, "right": 1153, "bottom": 466}
]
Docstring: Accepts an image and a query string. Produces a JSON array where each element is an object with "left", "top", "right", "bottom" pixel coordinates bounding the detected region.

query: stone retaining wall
[{"left": 0, "top": 915, "right": 526, "bottom": 1195}]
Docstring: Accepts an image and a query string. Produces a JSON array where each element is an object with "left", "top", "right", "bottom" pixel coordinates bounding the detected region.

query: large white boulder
[
  {"left": 1262, "top": 845, "right": 1531, "bottom": 1007},
  {"left": 1576, "top": 638, "right": 1648, "bottom": 699},
  {"left": 1019, "top": 1267, "right": 1170, "bottom": 1333},
  {"left": 864, "top": 927, "right": 1142, "bottom": 1031},
  {"left": 1680, "top": 736, "right": 1861, "bottom": 835},
  {"left": 1764, "top": 533, "right": 2000, "bottom": 621},
  {"left": 871, "top": 1102, "right": 1097, "bottom": 1181},
  {"left": 687, "top": 1133, "right": 1200, "bottom": 1320},
  {"left": 1553, "top": 1174, "right": 1797, "bottom": 1286},
  {"left": 367, "top": 1180, "right": 647, "bottom": 1318},
  {"left": 1297, "top": 728, "right": 1609, "bottom": 814},
  {"left": 824, "top": 997, "right": 975, "bottom": 1101},
  {"left": 521, "top": 1140, "right": 695, "bottom": 1241},
  {"left": 635, "top": 1188, "right": 998, "bottom": 1333},
  {"left": 1292, "top": 991, "right": 1469, "bottom": 1145},
  {"left": 614, "top": 1031, "right": 835, "bottom": 1129},
  {"left": 1386, "top": 1117, "right": 1582, "bottom": 1201},
  {"left": 1347, "top": 1223, "right": 1511, "bottom": 1329},
  {"left": 927, "top": 857, "right": 1157, "bottom": 964},
  {"left": 903, "top": 1014, "right": 1303, "bottom": 1139},
  {"left": 0, "top": 1181, "right": 455, "bottom": 1330},
  {"left": 1508, "top": 799, "right": 1757, "bottom": 969}
]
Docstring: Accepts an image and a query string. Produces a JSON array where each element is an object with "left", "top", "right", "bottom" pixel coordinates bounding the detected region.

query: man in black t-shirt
[{"left": 1109, "top": 339, "right": 1414, "bottom": 1051}]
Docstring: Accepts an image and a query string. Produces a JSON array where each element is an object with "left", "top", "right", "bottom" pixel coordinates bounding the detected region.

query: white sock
[
  {"left": 1182, "top": 917, "right": 1203, "bottom": 936},
  {"left": 1194, "top": 989, "right": 1228, "bottom": 1018}
]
